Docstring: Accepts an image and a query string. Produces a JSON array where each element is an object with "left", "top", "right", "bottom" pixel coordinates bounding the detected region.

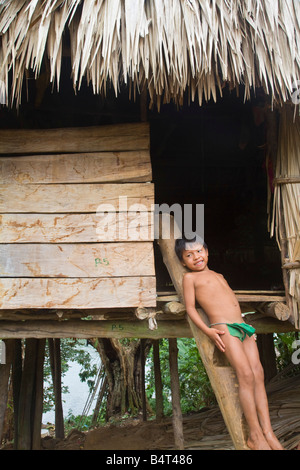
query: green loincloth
[{"left": 210, "top": 322, "right": 256, "bottom": 342}]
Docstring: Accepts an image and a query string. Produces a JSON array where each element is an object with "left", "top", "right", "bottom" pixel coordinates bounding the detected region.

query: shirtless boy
[{"left": 175, "top": 236, "right": 284, "bottom": 451}]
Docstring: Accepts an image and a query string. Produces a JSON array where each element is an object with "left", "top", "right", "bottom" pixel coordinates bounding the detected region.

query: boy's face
[{"left": 181, "top": 243, "right": 209, "bottom": 272}]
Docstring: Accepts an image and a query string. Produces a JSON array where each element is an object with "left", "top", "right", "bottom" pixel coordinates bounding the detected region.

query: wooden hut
[{"left": 0, "top": 0, "right": 300, "bottom": 450}]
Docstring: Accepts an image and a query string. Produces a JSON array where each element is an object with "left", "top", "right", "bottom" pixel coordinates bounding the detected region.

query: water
[{"left": 42, "top": 344, "right": 101, "bottom": 425}]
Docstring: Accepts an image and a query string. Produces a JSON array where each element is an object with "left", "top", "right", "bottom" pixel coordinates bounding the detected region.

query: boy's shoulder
[
  {"left": 183, "top": 269, "right": 224, "bottom": 283},
  {"left": 183, "top": 270, "right": 206, "bottom": 283},
  {"left": 182, "top": 271, "right": 196, "bottom": 285}
]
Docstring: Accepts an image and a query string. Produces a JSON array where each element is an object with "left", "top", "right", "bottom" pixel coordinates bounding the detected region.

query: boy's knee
[
  {"left": 253, "top": 362, "right": 265, "bottom": 383},
  {"left": 237, "top": 367, "right": 255, "bottom": 387}
]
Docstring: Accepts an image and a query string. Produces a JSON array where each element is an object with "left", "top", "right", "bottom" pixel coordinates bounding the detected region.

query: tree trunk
[{"left": 94, "top": 338, "right": 152, "bottom": 420}]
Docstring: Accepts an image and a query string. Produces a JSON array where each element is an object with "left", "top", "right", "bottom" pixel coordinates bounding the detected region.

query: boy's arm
[
  {"left": 182, "top": 273, "right": 211, "bottom": 335},
  {"left": 182, "top": 273, "right": 226, "bottom": 352}
]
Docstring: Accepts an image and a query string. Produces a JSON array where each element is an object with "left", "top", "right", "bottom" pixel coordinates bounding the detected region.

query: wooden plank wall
[{"left": 0, "top": 123, "right": 156, "bottom": 309}]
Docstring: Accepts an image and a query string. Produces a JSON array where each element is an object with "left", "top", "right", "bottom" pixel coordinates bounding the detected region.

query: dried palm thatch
[
  {"left": 271, "top": 105, "right": 300, "bottom": 328},
  {"left": 0, "top": 0, "right": 300, "bottom": 109}
]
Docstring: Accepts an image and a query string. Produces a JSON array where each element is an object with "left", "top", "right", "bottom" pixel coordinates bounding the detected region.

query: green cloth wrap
[
  {"left": 210, "top": 322, "right": 256, "bottom": 342},
  {"left": 226, "top": 323, "right": 256, "bottom": 342}
]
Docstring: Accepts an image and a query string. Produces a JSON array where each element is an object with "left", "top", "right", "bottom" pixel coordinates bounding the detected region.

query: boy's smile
[{"left": 181, "top": 243, "right": 209, "bottom": 271}]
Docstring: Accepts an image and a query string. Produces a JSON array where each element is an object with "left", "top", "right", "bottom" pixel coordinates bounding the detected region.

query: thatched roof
[{"left": 0, "top": 0, "right": 300, "bottom": 108}]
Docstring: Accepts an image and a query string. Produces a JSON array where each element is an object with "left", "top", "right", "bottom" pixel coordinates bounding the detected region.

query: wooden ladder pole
[{"left": 157, "top": 214, "right": 249, "bottom": 450}]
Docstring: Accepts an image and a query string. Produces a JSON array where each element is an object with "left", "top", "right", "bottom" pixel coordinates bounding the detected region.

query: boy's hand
[{"left": 207, "top": 328, "right": 226, "bottom": 352}]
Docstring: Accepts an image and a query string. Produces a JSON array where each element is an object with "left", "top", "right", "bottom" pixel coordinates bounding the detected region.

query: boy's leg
[
  {"left": 220, "top": 328, "right": 271, "bottom": 450},
  {"left": 241, "top": 335, "right": 284, "bottom": 450}
]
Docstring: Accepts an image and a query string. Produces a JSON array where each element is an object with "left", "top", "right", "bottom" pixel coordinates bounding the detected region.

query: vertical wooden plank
[
  {"left": 153, "top": 340, "right": 164, "bottom": 421},
  {"left": 49, "top": 339, "right": 65, "bottom": 439},
  {"left": 140, "top": 338, "right": 147, "bottom": 422},
  {"left": 12, "top": 340, "right": 22, "bottom": 449},
  {"left": 17, "top": 339, "right": 38, "bottom": 449},
  {"left": 169, "top": 338, "right": 184, "bottom": 450},
  {"left": 32, "top": 339, "right": 46, "bottom": 450},
  {"left": 0, "top": 340, "right": 14, "bottom": 441}
]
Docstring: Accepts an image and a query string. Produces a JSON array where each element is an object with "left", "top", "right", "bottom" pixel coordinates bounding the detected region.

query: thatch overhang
[{"left": 0, "top": 0, "right": 299, "bottom": 109}]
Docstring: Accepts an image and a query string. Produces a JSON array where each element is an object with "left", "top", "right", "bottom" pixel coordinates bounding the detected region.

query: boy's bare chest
[{"left": 194, "top": 274, "right": 235, "bottom": 303}]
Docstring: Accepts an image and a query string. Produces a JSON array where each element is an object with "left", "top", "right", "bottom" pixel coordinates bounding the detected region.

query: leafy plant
[{"left": 146, "top": 338, "right": 216, "bottom": 416}]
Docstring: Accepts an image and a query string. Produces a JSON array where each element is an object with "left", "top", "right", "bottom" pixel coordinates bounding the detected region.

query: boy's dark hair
[{"left": 175, "top": 235, "right": 207, "bottom": 261}]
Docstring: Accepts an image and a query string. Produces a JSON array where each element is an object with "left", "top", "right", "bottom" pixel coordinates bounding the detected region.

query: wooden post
[
  {"left": 158, "top": 214, "right": 249, "bottom": 450},
  {"left": 140, "top": 338, "right": 147, "bottom": 421},
  {"left": 256, "top": 335, "right": 277, "bottom": 383},
  {"left": 12, "top": 339, "right": 46, "bottom": 449},
  {"left": 49, "top": 338, "right": 65, "bottom": 439},
  {"left": 168, "top": 338, "right": 184, "bottom": 450},
  {"left": 17, "top": 339, "right": 38, "bottom": 449},
  {"left": 12, "top": 340, "right": 22, "bottom": 449},
  {"left": 153, "top": 340, "right": 164, "bottom": 421},
  {"left": 0, "top": 340, "right": 14, "bottom": 442},
  {"left": 32, "top": 339, "right": 46, "bottom": 450}
]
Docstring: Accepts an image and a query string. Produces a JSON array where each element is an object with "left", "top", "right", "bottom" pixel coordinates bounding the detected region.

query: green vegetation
[{"left": 43, "top": 333, "right": 300, "bottom": 431}]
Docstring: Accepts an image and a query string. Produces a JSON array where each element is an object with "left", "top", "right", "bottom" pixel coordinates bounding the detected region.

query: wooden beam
[
  {"left": 244, "top": 316, "right": 297, "bottom": 334},
  {"left": 0, "top": 320, "right": 192, "bottom": 339},
  {"left": 0, "top": 277, "right": 156, "bottom": 309},
  {"left": 0, "top": 123, "right": 150, "bottom": 154},
  {"left": 0, "top": 213, "right": 154, "bottom": 243},
  {"left": 0, "top": 242, "right": 155, "bottom": 277},
  {"left": 157, "top": 291, "right": 286, "bottom": 303},
  {"left": 0, "top": 151, "right": 152, "bottom": 184},
  {"left": 0, "top": 182, "right": 154, "bottom": 213},
  {"left": 0, "top": 311, "right": 295, "bottom": 334},
  {"left": 256, "top": 302, "right": 290, "bottom": 321}
]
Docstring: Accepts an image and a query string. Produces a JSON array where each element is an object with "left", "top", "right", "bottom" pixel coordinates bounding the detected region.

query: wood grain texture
[
  {"left": 0, "top": 182, "right": 154, "bottom": 213},
  {"left": 0, "top": 151, "right": 152, "bottom": 184},
  {"left": 0, "top": 242, "right": 155, "bottom": 277},
  {"left": 0, "top": 123, "right": 150, "bottom": 154},
  {"left": 0, "top": 213, "right": 154, "bottom": 243},
  {"left": 0, "top": 122, "right": 156, "bottom": 310},
  {"left": 0, "top": 277, "right": 156, "bottom": 309},
  {"left": 0, "top": 320, "right": 191, "bottom": 339}
]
